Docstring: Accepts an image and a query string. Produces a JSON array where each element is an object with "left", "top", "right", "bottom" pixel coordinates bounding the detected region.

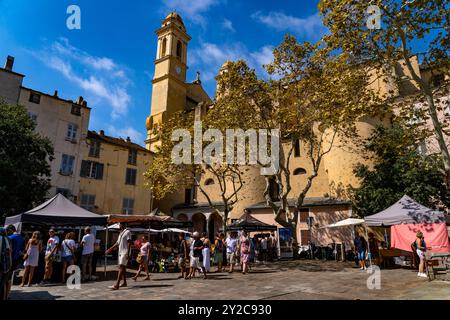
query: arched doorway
[
  {"left": 208, "top": 213, "right": 223, "bottom": 241},
  {"left": 192, "top": 213, "right": 206, "bottom": 234}
]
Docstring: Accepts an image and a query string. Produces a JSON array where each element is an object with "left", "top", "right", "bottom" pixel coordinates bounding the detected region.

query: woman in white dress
[
  {"left": 21, "top": 231, "right": 42, "bottom": 287},
  {"left": 201, "top": 232, "right": 211, "bottom": 273}
]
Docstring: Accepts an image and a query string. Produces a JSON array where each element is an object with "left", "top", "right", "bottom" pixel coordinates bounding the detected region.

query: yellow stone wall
[{"left": 79, "top": 138, "right": 152, "bottom": 215}]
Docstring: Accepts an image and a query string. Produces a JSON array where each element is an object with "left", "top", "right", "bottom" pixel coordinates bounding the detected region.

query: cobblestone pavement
[{"left": 9, "top": 260, "right": 450, "bottom": 300}]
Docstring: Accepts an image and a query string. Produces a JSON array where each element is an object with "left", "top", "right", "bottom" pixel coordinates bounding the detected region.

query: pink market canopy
[
  {"left": 364, "top": 195, "right": 446, "bottom": 226},
  {"left": 4, "top": 193, "right": 107, "bottom": 226}
]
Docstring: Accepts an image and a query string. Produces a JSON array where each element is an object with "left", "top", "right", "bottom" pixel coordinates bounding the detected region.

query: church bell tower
[{"left": 146, "top": 12, "right": 191, "bottom": 151}]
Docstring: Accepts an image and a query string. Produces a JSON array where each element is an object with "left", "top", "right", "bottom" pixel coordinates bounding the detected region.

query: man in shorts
[
  {"left": 106, "top": 223, "right": 132, "bottom": 290},
  {"left": 177, "top": 232, "right": 189, "bottom": 279},
  {"left": 40, "top": 228, "right": 59, "bottom": 285},
  {"left": 81, "top": 227, "right": 96, "bottom": 281},
  {"left": 225, "top": 232, "right": 238, "bottom": 273},
  {"left": 187, "top": 232, "right": 207, "bottom": 279}
]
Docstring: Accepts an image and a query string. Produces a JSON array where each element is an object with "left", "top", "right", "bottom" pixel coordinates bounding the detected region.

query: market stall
[
  {"left": 320, "top": 218, "right": 365, "bottom": 262},
  {"left": 365, "top": 195, "right": 450, "bottom": 253},
  {"left": 365, "top": 195, "right": 450, "bottom": 271},
  {"left": 4, "top": 193, "right": 107, "bottom": 229},
  {"left": 103, "top": 213, "right": 191, "bottom": 275},
  {"left": 227, "top": 211, "right": 278, "bottom": 232},
  {"left": 227, "top": 211, "right": 278, "bottom": 259},
  {"left": 4, "top": 194, "right": 107, "bottom": 282}
]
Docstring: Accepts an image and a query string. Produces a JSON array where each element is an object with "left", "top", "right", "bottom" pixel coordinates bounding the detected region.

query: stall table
[
  {"left": 425, "top": 252, "right": 450, "bottom": 281},
  {"left": 378, "top": 249, "right": 402, "bottom": 268}
]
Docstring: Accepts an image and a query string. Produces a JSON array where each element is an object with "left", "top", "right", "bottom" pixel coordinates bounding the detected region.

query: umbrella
[{"left": 319, "top": 218, "right": 365, "bottom": 228}]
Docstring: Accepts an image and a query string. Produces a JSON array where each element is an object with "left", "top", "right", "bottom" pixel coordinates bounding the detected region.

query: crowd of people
[
  {"left": 0, "top": 225, "right": 97, "bottom": 299},
  {"left": 1, "top": 221, "right": 438, "bottom": 298},
  {"left": 352, "top": 231, "right": 430, "bottom": 278},
  {"left": 104, "top": 223, "right": 279, "bottom": 290}
]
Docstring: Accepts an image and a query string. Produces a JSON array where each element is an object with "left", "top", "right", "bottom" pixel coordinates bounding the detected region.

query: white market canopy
[
  {"left": 97, "top": 224, "right": 191, "bottom": 234},
  {"left": 4, "top": 193, "right": 107, "bottom": 227},
  {"left": 365, "top": 195, "right": 446, "bottom": 226},
  {"left": 320, "top": 218, "right": 365, "bottom": 229},
  {"left": 161, "top": 228, "right": 191, "bottom": 234}
]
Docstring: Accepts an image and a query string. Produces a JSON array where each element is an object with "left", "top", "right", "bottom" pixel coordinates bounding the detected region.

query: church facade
[{"left": 145, "top": 12, "right": 447, "bottom": 247}]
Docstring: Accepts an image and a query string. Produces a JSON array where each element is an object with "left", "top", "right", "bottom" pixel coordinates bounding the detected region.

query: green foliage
[
  {"left": 350, "top": 122, "right": 448, "bottom": 217},
  {"left": 0, "top": 100, "right": 54, "bottom": 218},
  {"left": 319, "top": 0, "right": 450, "bottom": 182}
]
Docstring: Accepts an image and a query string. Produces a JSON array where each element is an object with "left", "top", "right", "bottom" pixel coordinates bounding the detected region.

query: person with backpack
[
  {"left": 414, "top": 232, "right": 428, "bottom": 278},
  {"left": 61, "top": 232, "right": 77, "bottom": 284},
  {"left": 40, "top": 228, "right": 60, "bottom": 285},
  {"left": 214, "top": 233, "right": 225, "bottom": 272},
  {"left": 5, "top": 225, "right": 24, "bottom": 297}
]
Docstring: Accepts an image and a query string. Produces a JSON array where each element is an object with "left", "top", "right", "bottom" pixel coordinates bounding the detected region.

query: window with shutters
[
  {"left": 299, "top": 209, "right": 309, "bottom": 223},
  {"left": 71, "top": 104, "right": 81, "bottom": 116},
  {"left": 161, "top": 38, "right": 167, "bottom": 58},
  {"left": 28, "top": 112, "right": 38, "bottom": 124},
  {"left": 29, "top": 92, "right": 41, "bottom": 104},
  {"left": 176, "top": 40, "right": 182, "bottom": 59},
  {"left": 294, "top": 139, "right": 300, "bottom": 157},
  {"left": 300, "top": 230, "right": 311, "bottom": 245},
  {"left": 125, "top": 168, "right": 137, "bottom": 185},
  {"left": 80, "top": 194, "right": 96, "bottom": 211},
  {"left": 60, "top": 154, "right": 75, "bottom": 175},
  {"left": 185, "top": 188, "right": 194, "bottom": 204},
  {"left": 268, "top": 177, "right": 280, "bottom": 201},
  {"left": 56, "top": 188, "right": 70, "bottom": 198},
  {"left": 66, "top": 123, "right": 78, "bottom": 142},
  {"left": 122, "top": 198, "right": 135, "bottom": 215},
  {"left": 128, "top": 149, "right": 137, "bottom": 165},
  {"left": 80, "top": 160, "right": 104, "bottom": 180},
  {"left": 89, "top": 140, "right": 101, "bottom": 157}
]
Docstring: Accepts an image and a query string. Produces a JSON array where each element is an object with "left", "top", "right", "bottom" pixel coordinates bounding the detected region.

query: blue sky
[{"left": 0, "top": 0, "right": 325, "bottom": 145}]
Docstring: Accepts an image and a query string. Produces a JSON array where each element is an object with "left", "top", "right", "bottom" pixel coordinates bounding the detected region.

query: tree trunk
[
  {"left": 222, "top": 205, "right": 229, "bottom": 234},
  {"left": 426, "top": 93, "right": 450, "bottom": 183}
]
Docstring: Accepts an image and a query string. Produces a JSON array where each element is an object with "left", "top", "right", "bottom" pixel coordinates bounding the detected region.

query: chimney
[
  {"left": 77, "top": 96, "right": 84, "bottom": 105},
  {"left": 54, "top": 90, "right": 58, "bottom": 97},
  {"left": 4, "top": 56, "right": 14, "bottom": 71},
  {"left": 99, "top": 130, "right": 105, "bottom": 136}
]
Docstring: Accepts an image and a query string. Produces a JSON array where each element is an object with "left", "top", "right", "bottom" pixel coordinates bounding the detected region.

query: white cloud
[
  {"left": 162, "top": 0, "right": 220, "bottom": 26},
  {"left": 222, "top": 18, "right": 235, "bottom": 32},
  {"left": 52, "top": 38, "right": 118, "bottom": 72},
  {"left": 34, "top": 38, "right": 132, "bottom": 119},
  {"left": 107, "top": 125, "right": 144, "bottom": 145},
  {"left": 189, "top": 42, "right": 275, "bottom": 91},
  {"left": 252, "top": 11, "right": 327, "bottom": 39},
  {"left": 250, "top": 45, "right": 274, "bottom": 67}
]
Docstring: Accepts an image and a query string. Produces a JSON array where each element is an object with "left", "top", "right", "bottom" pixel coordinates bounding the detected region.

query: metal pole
[
  {"left": 104, "top": 226, "right": 108, "bottom": 278},
  {"left": 364, "top": 224, "right": 372, "bottom": 267}
]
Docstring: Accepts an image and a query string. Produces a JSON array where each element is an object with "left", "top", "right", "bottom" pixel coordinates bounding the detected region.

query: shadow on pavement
[
  {"left": 9, "top": 290, "right": 63, "bottom": 300},
  {"left": 134, "top": 284, "right": 173, "bottom": 289}
]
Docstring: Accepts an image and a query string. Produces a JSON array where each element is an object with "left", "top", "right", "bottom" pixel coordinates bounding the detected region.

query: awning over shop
[
  {"left": 4, "top": 193, "right": 107, "bottom": 227},
  {"left": 365, "top": 195, "right": 446, "bottom": 226},
  {"left": 227, "top": 211, "right": 277, "bottom": 232},
  {"left": 107, "top": 213, "right": 191, "bottom": 228}
]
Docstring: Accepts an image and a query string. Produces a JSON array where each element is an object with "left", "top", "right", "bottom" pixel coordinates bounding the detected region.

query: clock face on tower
[{"left": 175, "top": 66, "right": 181, "bottom": 75}]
